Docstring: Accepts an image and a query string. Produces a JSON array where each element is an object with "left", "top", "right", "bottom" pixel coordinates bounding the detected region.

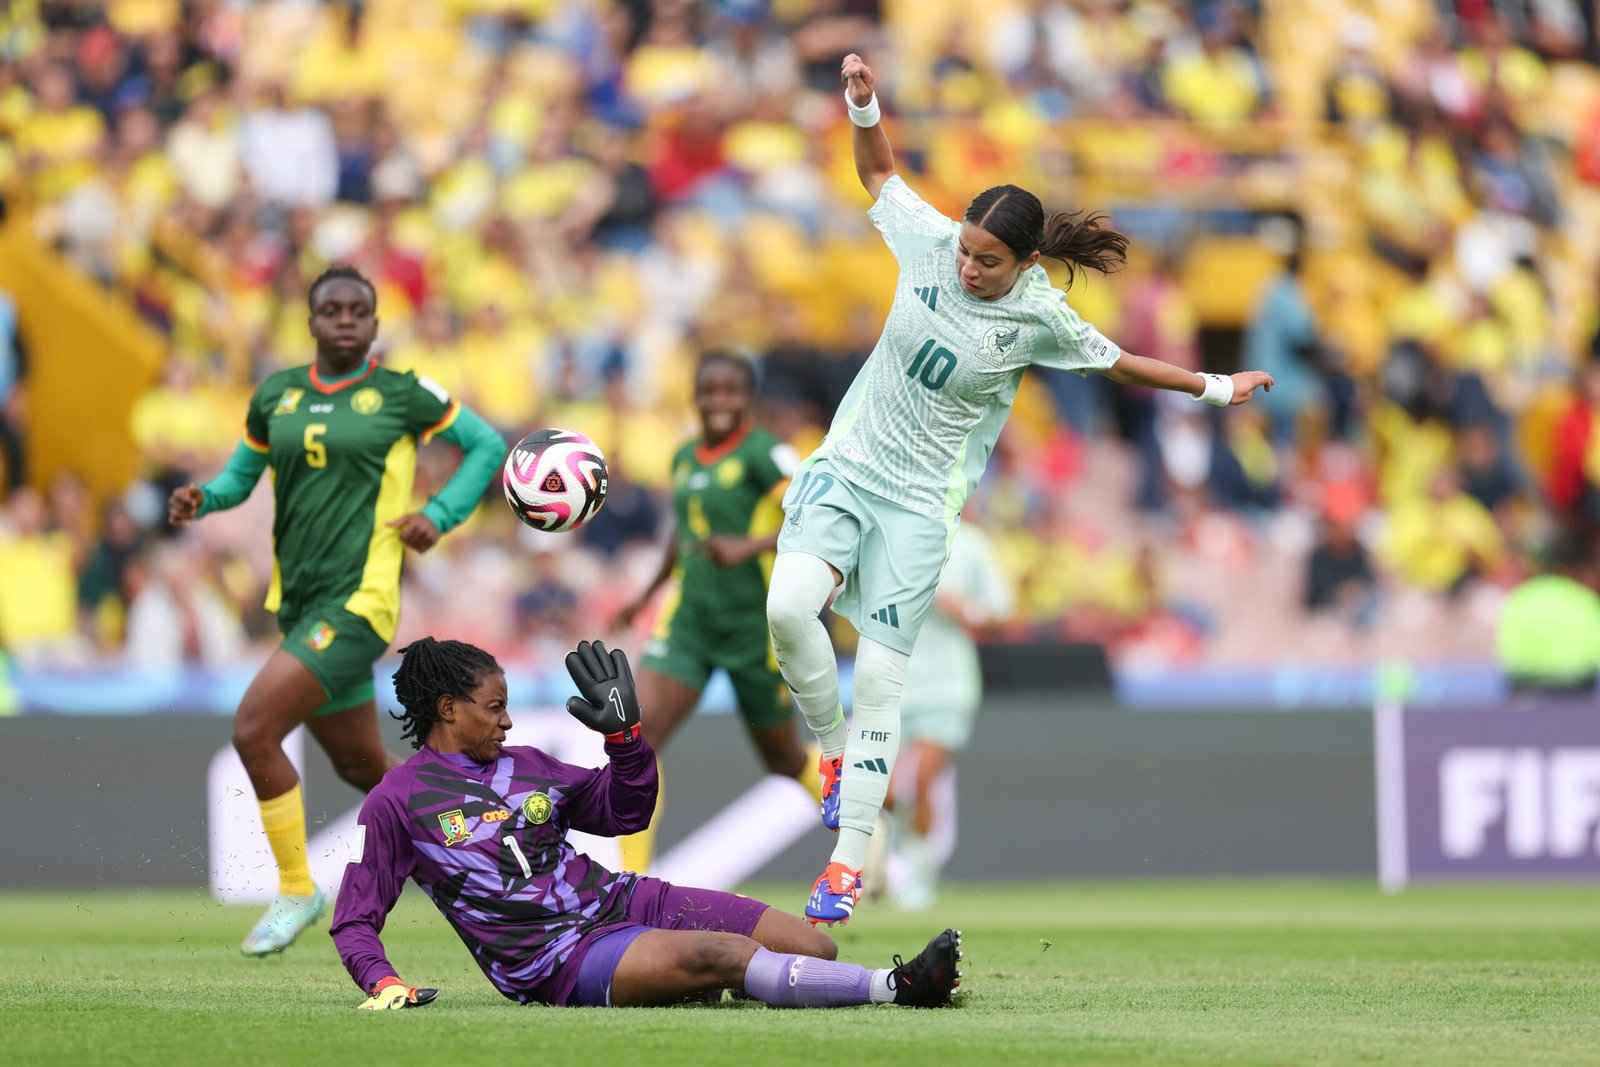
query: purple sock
[{"left": 742, "top": 947, "right": 873, "bottom": 1008}]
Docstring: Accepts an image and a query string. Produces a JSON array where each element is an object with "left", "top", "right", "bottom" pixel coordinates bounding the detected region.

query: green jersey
[
  {"left": 669, "top": 425, "right": 797, "bottom": 617},
  {"left": 240, "top": 361, "right": 460, "bottom": 641}
]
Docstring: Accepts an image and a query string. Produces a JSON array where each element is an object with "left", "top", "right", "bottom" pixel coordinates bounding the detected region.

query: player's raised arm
[
  {"left": 560, "top": 640, "right": 659, "bottom": 835},
  {"left": 842, "top": 53, "right": 895, "bottom": 200},
  {"left": 329, "top": 790, "right": 432, "bottom": 1008}
]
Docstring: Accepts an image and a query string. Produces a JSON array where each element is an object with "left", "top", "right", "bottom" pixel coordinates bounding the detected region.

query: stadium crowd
[{"left": 5, "top": 0, "right": 1600, "bottom": 673}]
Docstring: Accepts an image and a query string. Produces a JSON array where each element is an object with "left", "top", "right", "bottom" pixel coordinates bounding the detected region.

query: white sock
[
  {"left": 767, "top": 552, "right": 847, "bottom": 757},
  {"left": 832, "top": 637, "right": 907, "bottom": 870},
  {"left": 869, "top": 968, "right": 896, "bottom": 1004}
]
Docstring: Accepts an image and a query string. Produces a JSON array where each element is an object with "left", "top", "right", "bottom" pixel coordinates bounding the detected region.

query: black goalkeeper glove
[{"left": 564, "top": 640, "right": 642, "bottom": 743}]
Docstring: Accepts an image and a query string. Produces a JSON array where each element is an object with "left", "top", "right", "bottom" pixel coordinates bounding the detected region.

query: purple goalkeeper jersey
[{"left": 330, "top": 736, "right": 657, "bottom": 1002}]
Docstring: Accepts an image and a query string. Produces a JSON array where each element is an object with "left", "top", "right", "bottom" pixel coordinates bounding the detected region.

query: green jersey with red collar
[
  {"left": 237, "top": 361, "right": 461, "bottom": 641},
  {"left": 668, "top": 424, "right": 797, "bottom": 618}
]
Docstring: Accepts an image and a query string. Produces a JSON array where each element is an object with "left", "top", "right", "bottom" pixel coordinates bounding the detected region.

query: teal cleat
[{"left": 240, "top": 890, "right": 326, "bottom": 957}]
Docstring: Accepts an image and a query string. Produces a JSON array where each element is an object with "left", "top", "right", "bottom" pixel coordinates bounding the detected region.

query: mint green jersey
[{"left": 814, "top": 175, "right": 1122, "bottom": 522}]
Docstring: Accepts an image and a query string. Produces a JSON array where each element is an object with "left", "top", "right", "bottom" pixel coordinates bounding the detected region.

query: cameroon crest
[
  {"left": 438, "top": 809, "right": 470, "bottom": 846},
  {"left": 351, "top": 387, "right": 383, "bottom": 415}
]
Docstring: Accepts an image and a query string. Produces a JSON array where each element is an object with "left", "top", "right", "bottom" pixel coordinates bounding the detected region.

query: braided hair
[
  {"left": 390, "top": 637, "right": 503, "bottom": 750},
  {"left": 307, "top": 264, "right": 378, "bottom": 312}
]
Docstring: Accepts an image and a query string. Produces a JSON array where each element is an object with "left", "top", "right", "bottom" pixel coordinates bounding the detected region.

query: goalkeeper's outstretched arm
[
  {"left": 842, "top": 52, "right": 895, "bottom": 201},
  {"left": 330, "top": 791, "right": 434, "bottom": 1008}
]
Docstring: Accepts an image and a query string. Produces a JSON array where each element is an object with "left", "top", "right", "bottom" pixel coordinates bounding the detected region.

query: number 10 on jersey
[{"left": 907, "top": 339, "right": 956, "bottom": 391}]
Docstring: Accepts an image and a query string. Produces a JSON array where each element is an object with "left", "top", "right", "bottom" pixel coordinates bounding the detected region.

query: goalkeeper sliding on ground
[{"left": 331, "top": 636, "right": 963, "bottom": 1009}]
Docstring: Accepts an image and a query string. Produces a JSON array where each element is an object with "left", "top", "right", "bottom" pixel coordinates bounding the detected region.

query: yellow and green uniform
[
  {"left": 643, "top": 423, "right": 796, "bottom": 729},
  {"left": 199, "top": 360, "right": 504, "bottom": 713}
]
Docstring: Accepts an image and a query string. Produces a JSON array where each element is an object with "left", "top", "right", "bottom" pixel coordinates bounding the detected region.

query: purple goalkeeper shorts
[{"left": 556, "top": 876, "right": 770, "bottom": 1007}]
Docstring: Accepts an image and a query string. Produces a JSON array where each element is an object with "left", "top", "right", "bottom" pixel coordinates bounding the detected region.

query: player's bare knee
[
  {"left": 231, "top": 714, "right": 274, "bottom": 768},
  {"left": 331, "top": 754, "right": 384, "bottom": 792},
  {"left": 684, "top": 934, "right": 756, "bottom": 985},
  {"left": 804, "top": 927, "right": 838, "bottom": 960}
]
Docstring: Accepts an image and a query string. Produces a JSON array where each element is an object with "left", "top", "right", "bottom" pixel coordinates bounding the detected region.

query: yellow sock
[
  {"left": 258, "top": 782, "right": 316, "bottom": 897},
  {"left": 618, "top": 761, "right": 663, "bottom": 875},
  {"left": 797, "top": 744, "right": 825, "bottom": 804}
]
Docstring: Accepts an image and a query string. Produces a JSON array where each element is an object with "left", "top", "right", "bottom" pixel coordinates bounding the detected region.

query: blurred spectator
[
  {"left": 239, "top": 83, "right": 337, "bottom": 208},
  {"left": 1114, "top": 246, "right": 1198, "bottom": 509},
  {"left": 1545, "top": 353, "right": 1600, "bottom": 530},
  {"left": 121, "top": 545, "right": 247, "bottom": 668},
  {"left": 1243, "top": 238, "right": 1321, "bottom": 448},
  {"left": 1380, "top": 465, "right": 1506, "bottom": 594},
  {"left": 1209, "top": 407, "right": 1281, "bottom": 513},
  {"left": 77, "top": 500, "right": 143, "bottom": 648},
  {"left": 1304, "top": 513, "right": 1376, "bottom": 626},
  {"left": 514, "top": 546, "right": 580, "bottom": 655},
  {"left": 0, "top": 488, "right": 83, "bottom": 664},
  {"left": 0, "top": 287, "right": 25, "bottom": 492},
  {"left": 166, "top": 79, "right": 241, "bottom": 211},
  {"left": 7, "top": 0, "right": 1600, "bottom": 674}
]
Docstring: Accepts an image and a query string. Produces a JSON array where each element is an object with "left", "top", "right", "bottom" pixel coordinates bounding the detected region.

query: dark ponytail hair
[
  {"left": 390, "top": 637, "right": 503, "bottom": 750},
  {"left": 965, "top": 185, "right": 1129, "bottom": 290}
]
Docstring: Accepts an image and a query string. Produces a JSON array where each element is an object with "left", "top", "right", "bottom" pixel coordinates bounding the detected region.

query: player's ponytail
[
  {"left": 391, "top": 637, "right": 503, "bottom": 750},
  {"left": 966, "top": 185, "right": 1129, "bottom": 290},
  {"left": 1037, "top": 210, "right": 1128, "bottom": 290}
]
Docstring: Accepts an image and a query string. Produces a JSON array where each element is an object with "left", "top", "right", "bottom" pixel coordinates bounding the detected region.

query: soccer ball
[{"left": 502, "top": 428, "right": 609, "bottom": 533}]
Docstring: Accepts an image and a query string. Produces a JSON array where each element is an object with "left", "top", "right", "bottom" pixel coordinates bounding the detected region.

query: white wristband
[
  {"left": 1194, "top": 372, "right": 1234, "bottom": 407},
  {"left": 845, "top": 89, "right": 881, "bottom": 128}
]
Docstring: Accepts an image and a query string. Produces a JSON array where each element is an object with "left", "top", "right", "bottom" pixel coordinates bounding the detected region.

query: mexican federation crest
[{"left": 979, "top": 324, "right": 1022, "bottom": 365}]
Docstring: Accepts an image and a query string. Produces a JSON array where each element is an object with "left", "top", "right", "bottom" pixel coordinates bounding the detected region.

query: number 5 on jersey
[
  {"left": 907, "top": 339, "right": 957, "bottom": 391},
  {"left": 304, "top": 423, "right": 328, "bottom": 469}
]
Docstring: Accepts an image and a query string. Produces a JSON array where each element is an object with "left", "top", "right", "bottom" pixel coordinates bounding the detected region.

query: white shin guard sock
[
  {"left": 766, "top": 552, "right": 847, "bottom": 756},
  {"left": 833, "top": 636, "right": 908, "bottom": 870}
]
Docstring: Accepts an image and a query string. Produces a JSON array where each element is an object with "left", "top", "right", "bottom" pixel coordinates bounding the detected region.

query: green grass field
[{"left": 6, "top": 881, "right": 1600, "bottom": 1066}]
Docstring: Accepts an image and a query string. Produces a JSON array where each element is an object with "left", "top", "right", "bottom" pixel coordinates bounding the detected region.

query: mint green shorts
[{"left": 776, "top": 457, "right": 953, "bottom": 655}]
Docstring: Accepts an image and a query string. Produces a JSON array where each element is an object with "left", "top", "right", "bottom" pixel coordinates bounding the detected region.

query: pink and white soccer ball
[{"left": 502, "top": 428, "right": 609, "bottom": 533}]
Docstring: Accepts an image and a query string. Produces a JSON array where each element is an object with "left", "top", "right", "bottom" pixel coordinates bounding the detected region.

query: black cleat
[{"left": 889, "top": 928, "right": 963, "bottom": 1008}]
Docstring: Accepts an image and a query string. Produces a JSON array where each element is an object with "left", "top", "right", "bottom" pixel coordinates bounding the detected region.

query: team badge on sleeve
[{"left": 439, "top": 809, "right": 471, "bottom": 845}]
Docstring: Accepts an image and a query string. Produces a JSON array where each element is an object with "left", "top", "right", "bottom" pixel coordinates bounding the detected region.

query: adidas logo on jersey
[
  {"left": 869, "top": 605, "right": 901, "bottom": 628},
  {"left": 914, "top": 286, "right": 939, "bottom": 311},
  {"left": 853, "top": 758, "right": 889, "bottom": 774}
]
